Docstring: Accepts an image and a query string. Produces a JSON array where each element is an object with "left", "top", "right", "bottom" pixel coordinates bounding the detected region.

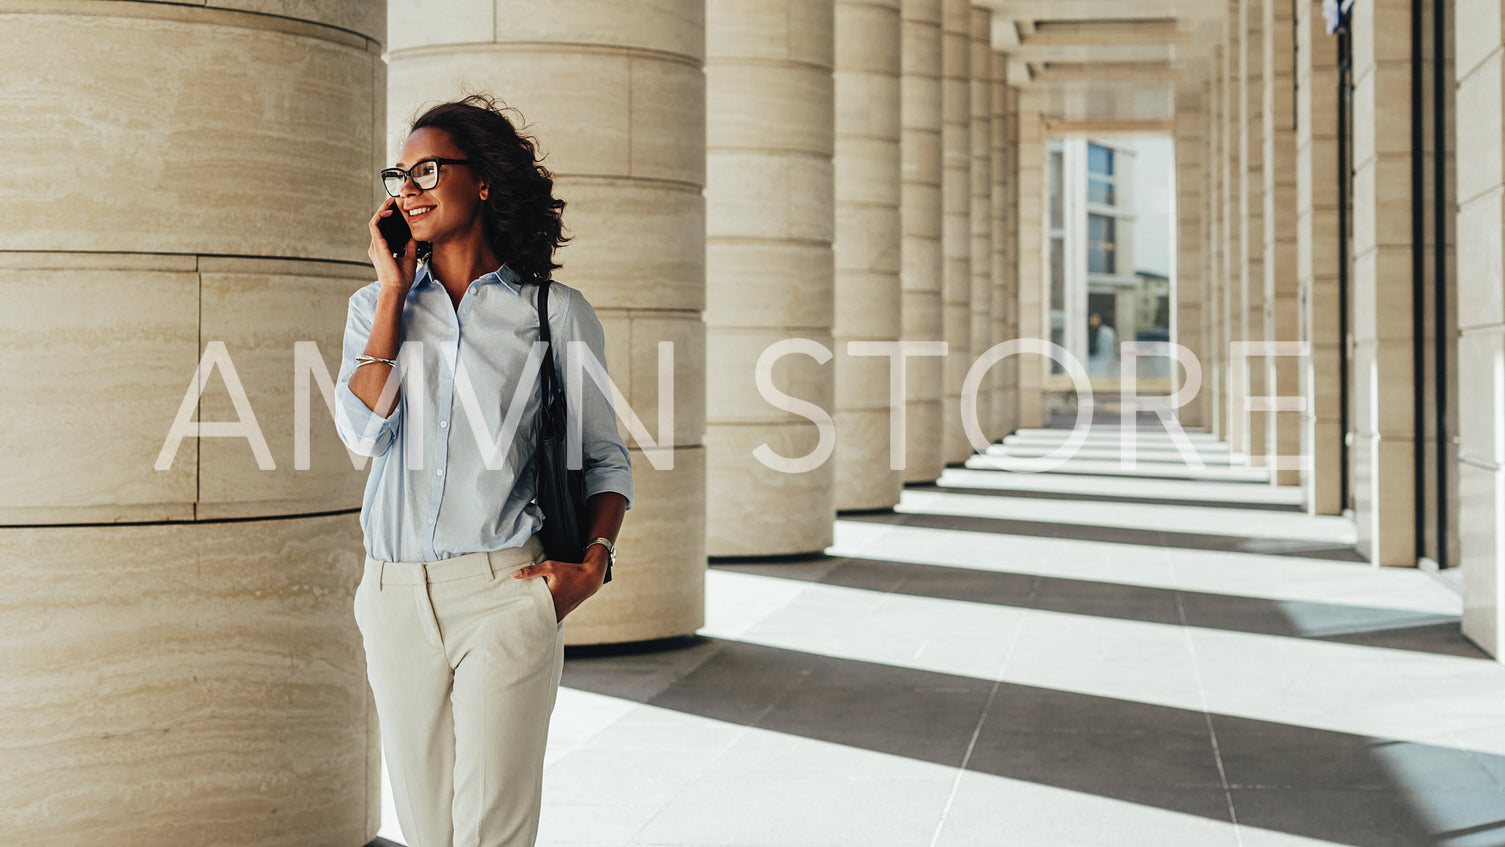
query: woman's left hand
[{"left": 510, "top": 545, "right": 610, "bottom": 622}]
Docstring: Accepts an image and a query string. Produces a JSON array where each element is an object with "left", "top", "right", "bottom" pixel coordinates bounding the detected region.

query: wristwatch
[{"left": 585, "top": 537, "right": 616, "bottom": 570}]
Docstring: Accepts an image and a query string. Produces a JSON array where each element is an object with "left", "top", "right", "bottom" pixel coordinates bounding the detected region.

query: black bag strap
[{"left": 536, "top": 278, "right": 561, "bottom": 413}]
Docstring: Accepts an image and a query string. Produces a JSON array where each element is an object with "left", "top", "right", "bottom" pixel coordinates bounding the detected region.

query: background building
[{"left": 1047, "top": 136, "right": 1177, "bottom": 396}]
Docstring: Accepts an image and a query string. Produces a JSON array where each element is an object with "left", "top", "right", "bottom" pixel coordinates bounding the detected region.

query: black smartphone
[{"left": 377, "top": 202, "right": 412, "bottom": 257}]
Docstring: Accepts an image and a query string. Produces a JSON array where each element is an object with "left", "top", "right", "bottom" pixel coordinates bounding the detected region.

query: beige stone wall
[
  {"left": 1221, "top": 25, "right": 1241, "bottom": 443},
  {"left": 388, "top": 0, "right": 709, "bottom": 634},
  {"left": 704, "top": 0, "right": 836, "bottom": 555},
  {"left": 1296, "top": 0, "right": 1345, "bottom": 515},
  {"left": 0, "top": 3, "right": 385, "bottom": 843},
  {"left": 1175, "top": 83, "right": 1207, "bottom": 430},
  {"left": 1455, "top": 0, "right": 1505, "bottom": 652},
  {"left": 969, "top": 7, "right": 995, "bottom": 445},
  {"left": 1264, "top": 0, "right": 1302, "bottom": 483},
  {"left": 1241, "top": 0, "right": 1268, "bottom": 463},
  {"left": 834, "top": 0, "right": 905, "bottom": 511},
  {"left": 901, "top": 0, "right": 946, "bottom": 481},
  {"left": 1207, "top": 47, "right": 1227, "bottom": 437},
  {"left": 1349, "top": 0, "right": 1418, "bottom": 565},
  {"left": 940, "top": 0, "right": 973, "bottom": 464},
  {"left": 0, "top": 517, "right": 372, "bottom": 845}
]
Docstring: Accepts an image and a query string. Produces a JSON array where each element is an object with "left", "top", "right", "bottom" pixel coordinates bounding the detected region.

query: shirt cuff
[
  {"left": 583, "top": 465, "right": 634, "bottom": 511},
  {"left": 335, "top": 378, "right": 400, "bottom": 456}
]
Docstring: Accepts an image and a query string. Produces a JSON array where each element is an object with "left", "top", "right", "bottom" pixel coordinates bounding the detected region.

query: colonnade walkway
[{"left": 381, "top": 428, "right": 1505, "bottom": 847}]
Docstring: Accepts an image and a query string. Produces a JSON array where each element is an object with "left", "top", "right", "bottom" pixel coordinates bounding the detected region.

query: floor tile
[
  {"left": 629, "top": 774, "right": 953, "bottom": 847},
  {"left": 933, "top": 771, "right": 1237, "bottom": 847}
]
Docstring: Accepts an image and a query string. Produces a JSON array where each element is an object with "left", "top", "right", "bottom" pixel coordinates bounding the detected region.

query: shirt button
[
  {"left": 427, "top": 518, "right": 435, "bottom": 525},
  {"left": 440, "top": 420, "right": 448, "bottom": 428},
  {"left": 436, "top": 469, "right": 444, "bottom": 476}
]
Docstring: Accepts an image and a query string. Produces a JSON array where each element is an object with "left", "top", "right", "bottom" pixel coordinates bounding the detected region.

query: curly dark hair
[{"left": 409, "top": 94, "right": 569, "bottom": 282}]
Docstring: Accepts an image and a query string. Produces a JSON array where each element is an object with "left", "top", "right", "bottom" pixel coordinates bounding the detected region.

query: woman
[{"left": 332, "top": 94, "right": 633, "bottom": 847}]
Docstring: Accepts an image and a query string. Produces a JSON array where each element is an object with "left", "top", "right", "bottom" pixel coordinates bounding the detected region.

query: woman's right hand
[{"left": 368, "top": 196, "right": 418, "bottom": 293}]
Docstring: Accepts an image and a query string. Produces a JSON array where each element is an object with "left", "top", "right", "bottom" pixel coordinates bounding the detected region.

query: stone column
[
  {"left": 1349, "top": 0, "right": 1417, "bottom": 564},
  {"left": 704, "top": 0, "right": 835, "bottom": 555},
  {"left": 1175, "top": 82, "right": 1207, "bottom": 430},
  {"left": 941, "top": 0, "right": 973, "bottom": 464},
  {"left": 0, "top": 3, "right": 385, "bottom": 843},
  {"left": 1015, "top": 91, "right": 1048, "bottom": 429},
  {"left": 1221, "top": 25, "right": 1241, "bottom": 443},
  {"left": 1296, "top": 0, "right": 1345, "bottom": 515},
  {"left": 1240, "top": 0, "right": 1268, "bottom": 462},
  {"left": 901, "top": 0, "right": 946, "bottom": 481},
  {"left": 991, "top": 53, "right": 1017, "bottom": 439},
  {"left": 1207, "top": 49, "right": 1228, "bottom": 436},
  {"left": 969, "top": 7, "right": 995, "bottom": 443},
  {"left": 1264, "top": 0, "right": 1302, "bottom": 482},
  {"left": 1455, "top": 0, "right": 1504, "bottom": 651},
  {"left": 388, "top": 1, "right": 708, "bottom": 634},
  {"left": 834, "top": 0, "right": 904, "bottom": 510}
]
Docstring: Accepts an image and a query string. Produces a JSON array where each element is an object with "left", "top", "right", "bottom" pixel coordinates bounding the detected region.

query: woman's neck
[{"left": 427, "top": 236, "right": 502, "bottom": 296}]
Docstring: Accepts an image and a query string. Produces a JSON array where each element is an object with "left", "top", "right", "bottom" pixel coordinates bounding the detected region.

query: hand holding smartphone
[
  {"left": 377, "top": 199, "right": 413, "bottom": 258},
  {"left": 368, "top": 198, "right": 420, "bottom": 293}
]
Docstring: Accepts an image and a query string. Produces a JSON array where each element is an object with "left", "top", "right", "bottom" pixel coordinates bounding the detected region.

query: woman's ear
[{"left": 479, "top": 182, "right": 488, "bottom": 201}]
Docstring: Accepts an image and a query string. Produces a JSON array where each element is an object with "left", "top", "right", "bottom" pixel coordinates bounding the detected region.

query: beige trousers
[{"left": 354, "top": 534, "right": 565, "bottom": 847}]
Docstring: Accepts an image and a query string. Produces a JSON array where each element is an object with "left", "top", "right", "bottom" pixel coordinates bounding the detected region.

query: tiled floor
[{"left": 376, "top": 427, "right": 1505, "bottom": 847}]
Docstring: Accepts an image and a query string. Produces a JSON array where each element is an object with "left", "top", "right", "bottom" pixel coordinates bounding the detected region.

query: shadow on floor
[
  {"left": 563, "top": 637, "right": 1505, "bottom": 847},
  {"left": 842, "top": 509, "right": 1368, "bottom": 562},
  {"left": 973, "top": 464, "right": 1272, "bottom": 484},
  {"left": 908, "top": 482, "right": 1307, "bottom": 513},
  {"left": 711, "top": 556, "right": 1483, "bottom": 659}
]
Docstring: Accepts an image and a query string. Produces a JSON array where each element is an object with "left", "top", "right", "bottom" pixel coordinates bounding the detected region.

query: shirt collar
[{"left": 413, "top": 261, "right": 524, "bottom": 295}]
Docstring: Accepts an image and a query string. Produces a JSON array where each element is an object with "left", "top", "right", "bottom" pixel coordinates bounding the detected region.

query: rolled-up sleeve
[
  {"left": 334, "top": 285, "right": 402, "bottom": 457},
  {"left": 557, "top": 286, "right": 634, "bottom": 509}
]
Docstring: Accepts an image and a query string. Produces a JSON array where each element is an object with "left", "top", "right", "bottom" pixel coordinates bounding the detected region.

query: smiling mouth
[{"left": 406, "top": 206, "right": 435, "bottom": 219}]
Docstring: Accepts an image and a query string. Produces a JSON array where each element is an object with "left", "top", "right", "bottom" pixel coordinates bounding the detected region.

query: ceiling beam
[
  {"left": 1044, "top": 118, "right": 1176, "bottom": 134},
  {"left": 1023, "top": 17, "right": 1191, "bottom": 46},
  {"left": 1004, "top": 43, "right": 1188, "bottom": 64},
  {"left": 979, "top": 0, "right": 1227, "bottom": 23},
  {"left": 1028, "top": 61, "right": 1185, "bottom": 83}
]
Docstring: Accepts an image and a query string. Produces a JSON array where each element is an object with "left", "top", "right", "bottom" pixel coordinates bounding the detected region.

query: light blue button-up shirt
[{"left": 333, "top": 262, "right": 633, "bottom": 563}]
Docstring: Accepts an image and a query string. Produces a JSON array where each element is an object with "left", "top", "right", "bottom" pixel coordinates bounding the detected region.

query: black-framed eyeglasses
[{"left": 380, "top": 158, "right": 470, "bottom": 197}]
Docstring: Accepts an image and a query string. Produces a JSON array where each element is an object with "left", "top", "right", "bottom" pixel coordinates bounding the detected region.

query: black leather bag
[{"left": 533, "top": 280, "right": 610, "bottom": 582}]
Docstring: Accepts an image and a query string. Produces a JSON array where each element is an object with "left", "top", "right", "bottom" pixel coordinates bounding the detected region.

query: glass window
[
  {"left": 1049, "top": 150, "right": 1064, "bottom": 230},
  {"left": 1088, "top": 175, "right": 1115, "bottom": 206},
  {"left": 1087, "top": 143, "right": 1114, "bottom": 176},
  {"left": 1086, "top": 291, "right": 1118, "bottom": 376},
  {"left": 1050, "top": 237, "right": 1065, "bottom": 310},
  {"left": 1087, "top": 214, "right": 1116, "bottom": 274}
]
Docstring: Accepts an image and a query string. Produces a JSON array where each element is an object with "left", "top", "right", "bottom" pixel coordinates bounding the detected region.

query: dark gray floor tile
[
  {"left": 1029, "top": 578, "right": 1184, "bottom": 624},
  {"left": 966, "top": 730, "right": 1225, "bottom": 789},
  {"left": 842, "top": 510, "right": 1363, "bottom": 560},
  {"left": 562, "top": 635, "right": 725, "bottom": 702},
  {"left": 711, "top": 555, "right": 846, "bottom": 582},
  {"left": 920, "top": 483, "right": 1300, "bottom": 512},
  {"left": 817, "top": 557, "right": 934, "bottom": 593},
  {"left": 1215, "top": 727, "right": 1395, "bottom": 789},
  {"left": 759, "top": 679, "right": 992, "bottom": 767},
  {"left": 874, "top": 562, "right": 1038, "bottom": 605},
  {"left": 982, "top": 685, "right": 1212, "bottom": 736}
]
